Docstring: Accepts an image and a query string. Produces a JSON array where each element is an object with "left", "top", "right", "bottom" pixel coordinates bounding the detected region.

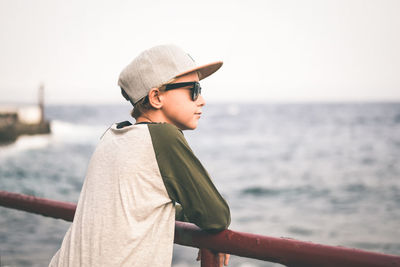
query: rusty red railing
[{"left": 1, "top": 190, "right": 400, "bottom": 267}]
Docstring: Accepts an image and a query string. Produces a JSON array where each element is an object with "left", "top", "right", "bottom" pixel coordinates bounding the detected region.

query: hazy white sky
[{"left": 1, "top": 0, "right": 399, "bottom": 104}]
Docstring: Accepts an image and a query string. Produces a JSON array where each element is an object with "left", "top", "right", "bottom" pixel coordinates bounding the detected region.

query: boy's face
[{"left": 160, "top": 71, "right": 205, "bottom": 130}]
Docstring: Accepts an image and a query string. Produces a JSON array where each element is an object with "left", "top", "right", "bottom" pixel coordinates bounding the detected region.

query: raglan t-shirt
[{"left": 49, "top": 122, "right": 230, "bottom": 267}]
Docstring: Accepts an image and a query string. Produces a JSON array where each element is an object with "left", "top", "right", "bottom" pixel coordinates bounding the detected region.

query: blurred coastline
[{"left": 1, "top": 102, "right": 400, "bottom": 267}]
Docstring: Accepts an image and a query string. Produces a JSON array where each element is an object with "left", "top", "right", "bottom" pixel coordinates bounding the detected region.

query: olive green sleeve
[
  {"left": 148, "top": 123, "right": 231, "bottom": 232},
  {"left": 175, "top": 204, "right": 189, "bottom": 222}
]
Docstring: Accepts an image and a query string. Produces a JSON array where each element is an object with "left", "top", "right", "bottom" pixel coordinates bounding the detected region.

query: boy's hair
[{"left": 121, "top": 88, "right": 152, "bottom": 119}]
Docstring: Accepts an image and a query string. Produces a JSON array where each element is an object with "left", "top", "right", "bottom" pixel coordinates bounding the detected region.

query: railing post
[{"left": 201, "top": 248, "right": 219, "bottom": 267}]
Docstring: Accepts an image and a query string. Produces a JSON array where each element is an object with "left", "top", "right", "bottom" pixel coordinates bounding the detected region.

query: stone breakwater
[{"left": 0, "top": 106, "right": 51, "bottom": 143}]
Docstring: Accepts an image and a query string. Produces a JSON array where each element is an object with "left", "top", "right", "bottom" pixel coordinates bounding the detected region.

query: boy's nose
[{"left": 196, "top": 94, "right": 206, "bottom": 107}]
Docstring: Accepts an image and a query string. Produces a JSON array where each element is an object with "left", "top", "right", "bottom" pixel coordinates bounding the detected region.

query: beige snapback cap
[{"left": 118, "top": 44, "right": 223, "bottom": 104}]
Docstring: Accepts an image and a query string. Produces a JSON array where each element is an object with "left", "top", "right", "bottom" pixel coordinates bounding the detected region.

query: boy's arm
[{"left": 149, "top": 123, "right": 231, "bottom": 232}]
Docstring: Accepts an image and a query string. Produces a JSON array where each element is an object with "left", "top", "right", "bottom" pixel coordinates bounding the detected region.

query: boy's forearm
[
  {"left": 175, "top": 201, "right": 230, "bottom": 232},
  {"left": 199, "top": 202, "right": 231, "bottom": 232}
]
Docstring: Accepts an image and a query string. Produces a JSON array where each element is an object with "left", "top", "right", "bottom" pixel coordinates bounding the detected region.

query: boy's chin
[
  {"left": 180, "top": 126, "right": 197, "bottom": 131},
  {"left": 178, "top": 122, "right": 198, "bottom": 131}
]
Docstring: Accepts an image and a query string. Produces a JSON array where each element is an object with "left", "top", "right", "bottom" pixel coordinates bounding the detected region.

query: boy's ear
[{"left": 148, "top": 88, "right": 163, "bottom": 109}]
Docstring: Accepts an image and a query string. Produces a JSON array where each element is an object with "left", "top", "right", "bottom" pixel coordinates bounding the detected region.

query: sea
[{"left": 1, "top": 102, "right": 400, "bottom": 267}]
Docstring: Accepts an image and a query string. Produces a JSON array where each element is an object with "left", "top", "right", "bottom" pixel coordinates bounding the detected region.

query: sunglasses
[{"left": 162, "top": 82, "right": 202, "bottom": 101}]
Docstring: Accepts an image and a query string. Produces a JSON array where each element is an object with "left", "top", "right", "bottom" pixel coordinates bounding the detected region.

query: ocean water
[{"left": 1, "top": 102, "right": 400, "bottom": 267}]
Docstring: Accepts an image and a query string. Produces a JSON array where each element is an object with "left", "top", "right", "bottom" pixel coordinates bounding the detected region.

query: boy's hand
[
  {"left": 196, "top": 249, "right": 230, "bottom": 266},
  {"left": 219, "top": 253, "right": 230, "bottom": 266}
]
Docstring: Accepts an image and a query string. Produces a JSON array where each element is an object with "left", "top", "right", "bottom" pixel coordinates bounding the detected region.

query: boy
[{"left": 49, "top": 44, "right": 230, "bottom": 266}]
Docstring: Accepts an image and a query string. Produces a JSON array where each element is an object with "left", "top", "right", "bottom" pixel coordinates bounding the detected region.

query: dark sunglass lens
[{"left": 192, "top": 83, "right": 201, "bottom": 101}]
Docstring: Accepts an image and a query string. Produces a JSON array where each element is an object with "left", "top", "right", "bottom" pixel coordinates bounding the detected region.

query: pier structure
[{"left": 0, "top": 84, "right": 51, "bottom": 143}]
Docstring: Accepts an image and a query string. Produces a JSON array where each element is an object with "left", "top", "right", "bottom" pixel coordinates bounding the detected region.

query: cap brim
[{"left": 175, "top": 61, "right": 223, "bottom": 81}]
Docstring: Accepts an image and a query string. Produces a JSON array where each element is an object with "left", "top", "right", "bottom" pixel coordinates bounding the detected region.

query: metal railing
[{"left": 1, "top": 190, "right": 400, "bottom": 267}]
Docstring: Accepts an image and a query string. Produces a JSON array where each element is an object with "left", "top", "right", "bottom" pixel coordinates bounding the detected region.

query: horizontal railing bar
[
  {"left": 1, "top": 190, "right": 400, "bottom": 267},
  {"left": 174, "top": 221, "right": 400, "bottom": 267},
  {"left": 0, "top": 190, "right": 76, "bottom": 221}
]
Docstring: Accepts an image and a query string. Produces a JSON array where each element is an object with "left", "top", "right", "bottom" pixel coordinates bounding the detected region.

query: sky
[{"left": 0, "top": 0, "right": 399, "bottom": 104}]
